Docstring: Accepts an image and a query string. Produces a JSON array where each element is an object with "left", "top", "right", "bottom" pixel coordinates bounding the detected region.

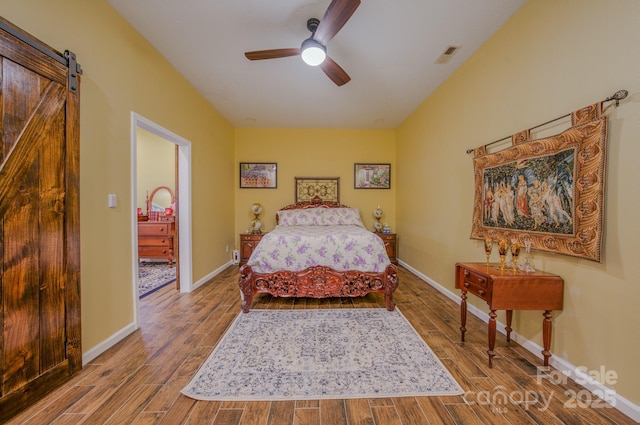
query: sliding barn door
[{"left": 0, "top": 17, "right": 81, "bottom": 421}]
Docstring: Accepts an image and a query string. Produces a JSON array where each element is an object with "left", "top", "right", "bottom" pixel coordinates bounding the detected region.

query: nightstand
[
  {"left": 376, "top": 232, "right": 397, "bottom": 264},
  {"left": 239, "top": 233, "right": 265, "bottom": 266}
]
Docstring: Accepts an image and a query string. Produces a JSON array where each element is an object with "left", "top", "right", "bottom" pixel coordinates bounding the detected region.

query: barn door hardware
[
  {"left": 0, "top": 18, "right": 82, "bottom": 93},
  {"left": 64, "top": 50, "right": 82, "bottom": 93}
]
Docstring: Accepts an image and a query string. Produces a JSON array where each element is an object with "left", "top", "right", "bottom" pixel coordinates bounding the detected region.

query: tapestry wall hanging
[
  {"left": 469, "top": 102, "right": 610, "bottom": 262},
  {"left": 295, "top": 177, "right": 340, "bottom": 203}
]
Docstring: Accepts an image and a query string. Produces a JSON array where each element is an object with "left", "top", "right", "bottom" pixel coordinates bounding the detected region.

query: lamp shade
[
  {"left": 251, "top": 203, "right": 263, "bottom": 216},
  {"left": 300, "top": 38, "right": 326, "bottom": 66},
  {"left": 373, "top": 206, "right": 384, "bottom": 219}
]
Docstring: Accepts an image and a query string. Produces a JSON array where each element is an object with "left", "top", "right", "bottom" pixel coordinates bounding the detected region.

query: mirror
[{"left": 146, "top": 186, "right": 175, "bottom": 215}]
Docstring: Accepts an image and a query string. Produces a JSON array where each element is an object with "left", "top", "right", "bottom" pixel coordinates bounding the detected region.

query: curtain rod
[{"left": 465, "top": 89, "right": 628, "bottom": 154}]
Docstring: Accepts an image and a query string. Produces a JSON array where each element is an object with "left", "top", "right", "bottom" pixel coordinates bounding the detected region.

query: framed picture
[
  {"left": 470, "top": 103, "right": 608, "bottom": 262},
  {"left": 295, "top": 177, "right": 340, "bottom": 203},
  {"left": 239, "top": 162, "right": 277, "bottom": 188},
  {"left": 354, "top": 163, "right": 391, "bottom": 189}
]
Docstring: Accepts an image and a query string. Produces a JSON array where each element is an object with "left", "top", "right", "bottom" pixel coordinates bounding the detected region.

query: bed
[{"left": 238, "top": 198, "right": 399, "bottom": 313}]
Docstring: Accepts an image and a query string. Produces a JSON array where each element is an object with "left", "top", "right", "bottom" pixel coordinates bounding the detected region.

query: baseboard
[
  {"left": 398, "top": 259, "right": 640, "bottom": 423},
  {"left": 192, "top": 261, "right": 233, "bottom": 290},
  {"left": 82, "top": 321, "right": 137, "bottom": 365},
  {"left": 82, "top": 261, "right": 234, "bottom": 365}
]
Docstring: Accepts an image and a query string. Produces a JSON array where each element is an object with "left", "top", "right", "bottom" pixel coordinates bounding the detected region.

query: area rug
[
  {"left": 138, "top": 262, "right": 176, "bottom": 298},
  {"left": 181, "top": 308, "right": 464, "bottom": 401}
]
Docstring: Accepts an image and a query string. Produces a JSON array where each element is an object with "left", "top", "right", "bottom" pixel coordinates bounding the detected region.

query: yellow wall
[
  {"left": 234, "top": 129, "right": 396, "bottom": 236},
  {"left": 397, "top": 0, "right": 640, "bottom": 404},
  {"left": 137, "top": 128, "right": 175, "bottom": 212},
  {"left": 0, "top": 0, "right": 235, "bottom": 351}
]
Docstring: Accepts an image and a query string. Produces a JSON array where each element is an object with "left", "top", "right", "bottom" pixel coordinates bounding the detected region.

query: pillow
[
  {"left": 321, "top": 208, "right": 364, "bottom": 227},
  {"left": 277, "top": 208, "right": 324, "bottom": 226}
]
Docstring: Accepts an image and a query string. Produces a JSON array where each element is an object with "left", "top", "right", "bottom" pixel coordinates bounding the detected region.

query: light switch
[{"left": 108, "top": 193, "right": 117, "bottom": 208}]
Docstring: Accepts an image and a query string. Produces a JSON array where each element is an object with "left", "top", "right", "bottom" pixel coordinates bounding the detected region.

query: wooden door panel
[
  {"left": 3, "top": 159, "right": 40, "bottom": 394},
  {"left": 39, "top": 107, "right": 66, "bottom": 373},
  {"left": 2, "top": 60, "right": 50, "bottom": 159},
  {"left": 0, "top": 31, "right": 67, "bottom": 87},
  {"left": 0, "top": 79, "right": 66, "bottom": 216},
  {"left": 0, "top": 16, "right": 81, "bottom": 420}
]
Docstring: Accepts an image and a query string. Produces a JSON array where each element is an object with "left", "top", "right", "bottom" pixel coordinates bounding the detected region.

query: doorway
[
  {"left": 131, "top": 113, "right": 193, "bottom": 327},
  {"left": 137, "top": 135, "right": 177, "bottom": 297}
]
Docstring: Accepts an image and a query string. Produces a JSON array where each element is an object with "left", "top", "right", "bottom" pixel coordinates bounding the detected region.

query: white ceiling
[{"left": 107, "top": 0, "right": 525, "bottom": 129}]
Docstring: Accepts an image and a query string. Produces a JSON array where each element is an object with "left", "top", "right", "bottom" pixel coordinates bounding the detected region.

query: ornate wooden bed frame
[{"left": 238, "top": 197, "right": 399, "bottom": 313}]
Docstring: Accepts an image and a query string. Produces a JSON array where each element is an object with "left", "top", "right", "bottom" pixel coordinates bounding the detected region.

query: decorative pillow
[
  {"left": 277, "top": 208, "right": 324, "bottom": 226},
  {"left": 321, "top": 208, "right": 364, "bottom": 227}
]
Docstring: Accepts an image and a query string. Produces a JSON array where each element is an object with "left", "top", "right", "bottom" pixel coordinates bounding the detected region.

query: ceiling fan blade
[
  {"left": 245, "top": 48, "right": 300, "bottom": 60},
  {"left": 314, "top": 0, "right": 361, "bottom": 45},
  {"left": 320, "top": 56, "right": 351, "bottom": 86}
]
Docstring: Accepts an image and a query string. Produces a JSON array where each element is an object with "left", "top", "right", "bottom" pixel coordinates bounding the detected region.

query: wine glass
[
  {"left": 498, "top": 239, "right": 509, "bottom": 270},
  {"left": 511, "top": 241, "right": 521, "bottom": 272},
  {"left": 484, "top": 239, "right": 493, "bottom": 267},
  {"left": 519, "top": 237, "right": 536, "bottom": 272}
]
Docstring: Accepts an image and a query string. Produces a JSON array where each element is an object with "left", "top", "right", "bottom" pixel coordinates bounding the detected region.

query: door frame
[{"left": 130, "top": 113, "right": 193, "bottom": 326}]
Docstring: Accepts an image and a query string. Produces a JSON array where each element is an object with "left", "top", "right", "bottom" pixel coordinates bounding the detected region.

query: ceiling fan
[{"left": 244, "top": 0, "right": 361, "bottom": 86}]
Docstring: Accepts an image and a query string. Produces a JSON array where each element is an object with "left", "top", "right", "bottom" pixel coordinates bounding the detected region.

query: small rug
[
  {"left": 181, "top": 308, "right": 464, "bottom": 401},
  {"left": 138, "top": 262, "right": 176, "bottom": 298}
]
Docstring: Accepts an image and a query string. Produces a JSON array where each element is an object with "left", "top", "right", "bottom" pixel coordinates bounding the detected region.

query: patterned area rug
[
  {"left": 181, "top": 308, "right": 463, "bottom": 401},
  {"left": 138, "top": 262, "right": 176, "bottom": 298}
]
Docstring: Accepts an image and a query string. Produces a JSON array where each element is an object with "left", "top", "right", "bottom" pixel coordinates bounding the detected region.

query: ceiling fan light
[{"left": 300, "top": 38, "right": 326, "bottom": 66}]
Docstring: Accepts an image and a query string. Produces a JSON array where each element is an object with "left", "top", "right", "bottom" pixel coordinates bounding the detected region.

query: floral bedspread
[{"left": 247, "top": 225, "right": 391, "bottom": 273}]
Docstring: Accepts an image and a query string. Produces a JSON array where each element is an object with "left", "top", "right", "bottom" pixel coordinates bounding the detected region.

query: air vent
[{"left": 435, "top": 45, "right": 461, "bottom": 64}]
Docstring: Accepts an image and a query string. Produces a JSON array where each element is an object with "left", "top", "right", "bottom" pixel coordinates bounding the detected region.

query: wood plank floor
[{"left": 7, "top": 266, "right": 632, "bottom": 424}]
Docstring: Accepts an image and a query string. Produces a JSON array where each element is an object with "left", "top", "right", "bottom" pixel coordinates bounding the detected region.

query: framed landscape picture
[
  {"left": 239, "top": 162, "right": 277, "bottom": 188},
  {"left": 354, "top": 163, "right": 390, "bottom": 189}
]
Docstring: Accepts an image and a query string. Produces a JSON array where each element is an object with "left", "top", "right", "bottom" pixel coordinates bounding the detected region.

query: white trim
[
  {"left": 82, "top": 263, "right": 234, "bottom": 364},
  {"left": 82, "top": 322, "right": 137, "bottom": 364},
  {"left": 192, "top": 261, "right": 234, "bottom": 291},
  {"left": 398, "top": 259, "right": 640, "bottom": 423},
  {"left": 131, "top": 113, "right": 194, "bottom": 331}
]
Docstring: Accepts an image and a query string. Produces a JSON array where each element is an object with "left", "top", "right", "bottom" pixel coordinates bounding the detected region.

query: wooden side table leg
[
  {"left": 505, "top": 310, "right": 513, "bottom": 343},
  {"left": 460, "top": 290, "right": 467, "bottom": 342},
  {"left": 542, "top": 310, "right": 553, "bottom": 366},
  {"left": 488, "top": 309, "right": 497, "bottom": 368}
]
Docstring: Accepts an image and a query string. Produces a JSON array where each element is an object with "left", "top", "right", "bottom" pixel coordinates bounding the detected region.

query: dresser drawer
[
  {"left": 139, "top": 222, "right": 171, "bottom": 236},
  {"left": 138, "top": 246, "right": 171, "bottom": 257},
  {"left": 240, "top": 234, "right": 264, "bottom": 242},
  {"left": 461, "top": 268, "right": 490, "bottom": 300},
  {"left": 138, "top": 236, "right": 172, "bottom": 247}
]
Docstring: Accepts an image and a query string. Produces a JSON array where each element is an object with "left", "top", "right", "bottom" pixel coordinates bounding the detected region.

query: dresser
[
  {"left": 376, "top": 232, "right": 397, "bottom": 264},
  {"left": 239, "top": 233, "right": 265, "bottom": 266},
  {"left": 138, "top": 218, "right": 175, "bottom": 266},
  {"left": 455, "top": 262, "right": 563, "bottom": 367}
]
